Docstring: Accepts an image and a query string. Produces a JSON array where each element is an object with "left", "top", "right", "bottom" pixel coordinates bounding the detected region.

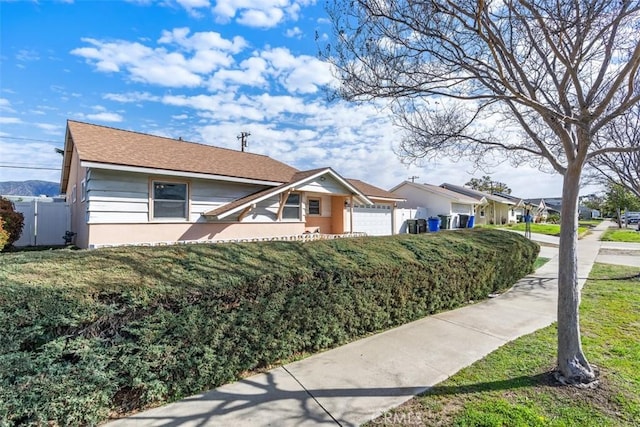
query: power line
[
  {"left": 0, "top": 164, "right": 61, "bottom": 171},
  {"left": 0, "top": 136, "right": 62, "bottom": 144}
]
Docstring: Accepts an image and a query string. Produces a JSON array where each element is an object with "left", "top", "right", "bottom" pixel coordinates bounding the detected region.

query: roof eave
[
  {"left": 59, "top": 126, "right": 74, "bottom": 194},
  {"left": 79, "top": 161, "right": 286, "bottom": 186},
  {"left": 208, "top": 168, "right": 374, "bottom": 220}
]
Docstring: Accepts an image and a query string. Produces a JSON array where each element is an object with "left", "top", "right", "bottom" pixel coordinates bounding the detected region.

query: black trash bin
[
  {"left": 438, "top": 215, "right": 451, "bottom": 230},
  {"left": 417, "top": 218, "right": 427, "bottom": 233},
  {"left": 406, "top": 219, "right": 418, "bottom": 234},
  {"left": 459, "top": 214, "right": 469, "bottom": 229}
]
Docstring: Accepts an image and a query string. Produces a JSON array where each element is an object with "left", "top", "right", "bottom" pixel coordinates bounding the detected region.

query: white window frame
[
  {"left": 80, "top": 179, "right": 87, "bottom": 202},
  {"left": 71, "top": 184, "right": 77, "bottom": 203},
  {"left": 282, "top": 193, "right": 301, "bottom": 220},
  {"left": 151, "top": 180, "right": 189, "bottom": 221}
]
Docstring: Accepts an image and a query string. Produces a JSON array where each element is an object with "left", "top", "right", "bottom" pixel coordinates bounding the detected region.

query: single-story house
[
  {"left": 60, "top": 120, "right": 404, "bottom": 248},
  {"left": 390, "top": 181, "right": 480, "bottom": 228},
  {"left": 527, "top": 198, "right": 560, "bottom": 221},
  {"left": 440, "top": 183, "right": 524, "bottom": 225}
]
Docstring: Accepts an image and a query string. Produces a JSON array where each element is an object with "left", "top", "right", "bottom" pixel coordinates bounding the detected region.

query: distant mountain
[{"left": 0, "top": 180, "right": 60, "bottom": 197}]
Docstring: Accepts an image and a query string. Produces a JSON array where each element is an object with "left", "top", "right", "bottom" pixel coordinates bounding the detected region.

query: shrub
[
  {"left": 546, "top": 214, "right": 560, "bottom": 224},
  {"left": 0, "top": 229, "right": 538, "bottom": 424},
  {"left": 0, "top": 197, "right": 24, "bottom": 249},
  {"left": 0, "top": 218, "right": 9, "bottom": 251}
]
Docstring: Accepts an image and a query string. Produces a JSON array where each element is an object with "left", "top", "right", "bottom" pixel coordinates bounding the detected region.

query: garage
[{"left": 351, "top": 204, "right": 393, "bottom": 236}]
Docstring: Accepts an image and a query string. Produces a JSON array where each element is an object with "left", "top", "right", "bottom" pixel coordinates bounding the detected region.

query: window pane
[
  {"left": 308, "top": 199, "right": 320, "bottom": 215},
  {"left": 154, "top": 183, "right": 186, "bottom": 200},
  {"left": 283, "top": 206, "right": 300, "bottom": 219},
  {"left": 154, "top": 201, "right": 186, "bottom": 218},
  {"left": 286, "top": 193, "right": 300, "bottom": 205}
]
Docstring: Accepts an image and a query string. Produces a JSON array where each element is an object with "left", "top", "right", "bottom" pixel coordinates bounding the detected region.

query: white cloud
[
  {"left": 175, "top": 0, "right": 210, "bottom": 16},
  {"left": 0, "top": 139, "right": 63, "bottom": 183},
  {"left": 35, "top": 123, "right": 64, "bottom": 135},
  {"left": 16, "top": 49, "right": 40, "bottom": 62},
  {"left": 0, "top": 98, "right": 15, "bottom": 113},
  {"left": 79, "top": 112, "right": 123, "bottom": 122},
  {"left": 212, "top": 0, "right": 316, "bottom": 28},
  {"left": 104, "top": 92, "right": 161, "bottom": 103},
  {"left": 71, "top": 29, "right": 247, "bottom": 88},
  {"left": 285, "top": 26, "right": 303, "bottom": 38},
  {"left": 0, "top": 117, "right": 23, "bottom": 125}
]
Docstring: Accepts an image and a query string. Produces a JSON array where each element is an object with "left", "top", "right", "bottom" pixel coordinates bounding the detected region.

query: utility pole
[
  {"left": 238, "top": 132, "right": 250, "bottom": 152},
  {"left": 408, "top": 175, "right": 419, "bottom": 183}
]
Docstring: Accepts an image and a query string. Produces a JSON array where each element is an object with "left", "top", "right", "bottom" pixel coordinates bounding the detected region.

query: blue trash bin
[
  {"left": 427, "top": 217, "right": 441, "bottom": 232},
  {"left": 467, "top": 215, "right": 475, "bottom": 228}
]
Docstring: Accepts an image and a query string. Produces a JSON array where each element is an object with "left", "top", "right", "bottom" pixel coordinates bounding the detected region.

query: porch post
[{"left": 349, "top": 195, "right": 353, "bottom": 233}]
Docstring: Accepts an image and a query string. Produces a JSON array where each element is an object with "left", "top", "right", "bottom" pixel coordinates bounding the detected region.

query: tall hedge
[{"left": 0, "top": 229, "right": 538, "bottom": 425}]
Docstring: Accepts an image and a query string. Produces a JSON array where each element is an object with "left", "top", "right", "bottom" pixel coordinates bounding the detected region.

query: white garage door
[{"left": 352, "top": 204, "right": 392, "bottom": 236}]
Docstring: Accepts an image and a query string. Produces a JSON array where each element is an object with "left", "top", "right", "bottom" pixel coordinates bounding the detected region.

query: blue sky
[{"left": 0, "top": 0, "right": 583, "bottom": 197}]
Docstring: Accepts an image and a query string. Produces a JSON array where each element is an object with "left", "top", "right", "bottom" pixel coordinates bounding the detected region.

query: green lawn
[
  {"left": 578, "top": 219, "right": 603, "bottom": 228},
  {"left": 533, "top": 257, "right": 550, "bottom": 270},
  {"left": 371, "top": 263, "right": 640, "bottom": 426},
  {"left": 491, "top": 223, "right": 589, "bottom": 237},
  {"left": 601, "top": 228, "right": 640, "bottom": 243}
]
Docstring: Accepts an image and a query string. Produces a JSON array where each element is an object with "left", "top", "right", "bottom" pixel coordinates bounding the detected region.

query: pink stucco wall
[{"left": 86, "top": 221, "right": 306, "bottom": 248}]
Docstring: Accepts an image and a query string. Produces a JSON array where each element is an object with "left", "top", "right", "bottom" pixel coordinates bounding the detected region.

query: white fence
[{"left": 13, "top": 200, "right": 71, "bottom": 246}]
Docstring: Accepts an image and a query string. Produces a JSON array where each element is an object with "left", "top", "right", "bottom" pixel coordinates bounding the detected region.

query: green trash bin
[
  {"left": 417, "top": 218, "right": 427, "bottom": 233},
  {"left": 438, "top": 215, "right": 452, "bottom": 230},
  {"left": 406, "top": 219, "right": 418, "bottom": 234}
]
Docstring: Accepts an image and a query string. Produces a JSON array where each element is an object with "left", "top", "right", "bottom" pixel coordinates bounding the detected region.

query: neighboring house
[
  {"left": 390, "top": 181, "right": 479, "bottom": 228},
  {"left": 527, "top": 198, "right": 561, "bottom": 220},
  {"left": 523, "top": 198, "right": 551, "bottom": 222},
  {"left": 440, "top": 183, "right": 523, "bottom": 225},
  {"left": 492, "top": 192, "right": 543, "bottom": 222},
  {"left": 60, "top": 120, "right": 404, "bottom": 249}
]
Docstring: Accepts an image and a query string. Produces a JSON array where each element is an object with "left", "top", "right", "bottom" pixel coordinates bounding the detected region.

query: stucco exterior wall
[
  {"left": 86, "top": 222, "right": 306, "bottom": 248},
  {"left": 66, "top": 147, "right": 89, "bottom": 248}
]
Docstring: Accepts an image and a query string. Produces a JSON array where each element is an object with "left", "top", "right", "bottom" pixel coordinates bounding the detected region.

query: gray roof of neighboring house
[
  {"left": 440, "top": 183, "right": 518, "bottom": 205},
  {"left": 390, "top": 181, "right": 479, "bottom": 204}
]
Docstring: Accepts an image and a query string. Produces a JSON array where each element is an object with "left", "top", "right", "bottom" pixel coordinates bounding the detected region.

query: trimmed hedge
[{"left": 0, "top": 229, "right": 538, "bottom": 425}]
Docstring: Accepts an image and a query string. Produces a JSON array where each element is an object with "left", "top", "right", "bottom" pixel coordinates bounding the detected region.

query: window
[
  {"left": 308, "top": 198, "right": 321, "bottom": 215},
  {"left": 282, "top": 193, "right": 301, "bottom": 220},
  {"left": 153, "top": 182, "right": 188, "bottom": 219},
  {"left": 80, "top": 179, "right": 87, "bottom": 202},
  {"left": 71, "top": 185, "right": 77, "bottom": 203},
  {"left": 479, "top": 209, "right": 485, "bottom": 218}
]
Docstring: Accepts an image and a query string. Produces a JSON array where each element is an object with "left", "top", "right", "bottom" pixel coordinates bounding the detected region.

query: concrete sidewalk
[{"left": 106, "top": 221, "right": 627, "bottom": 427}]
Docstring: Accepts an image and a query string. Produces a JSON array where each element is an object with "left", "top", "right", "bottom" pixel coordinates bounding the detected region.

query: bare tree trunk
[
  {"left": 556, "top": 167, "right": 596, "bottom": 384},
  {"left": 616, "top": 208, "right": 622, "bottom": 228}
]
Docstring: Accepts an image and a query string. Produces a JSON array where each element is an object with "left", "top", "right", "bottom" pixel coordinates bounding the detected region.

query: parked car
[{"left": 624, "top": 212, "right": 640, "bottom": 224}]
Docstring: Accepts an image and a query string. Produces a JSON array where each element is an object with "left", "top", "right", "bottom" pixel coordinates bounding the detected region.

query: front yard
[
  {"left": 372, "top": 263, "right": 640, "bottom": 426},
  {"left": 483, "top": 222, "right": 589, "bottom": 237},
  {"left": 601, "top": 227, "right": 640, "bottom": 243}
]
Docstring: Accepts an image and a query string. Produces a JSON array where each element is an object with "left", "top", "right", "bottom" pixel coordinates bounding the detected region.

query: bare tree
[
  {"left": 325, "top": 0, "right": 640, "bottom": 384},
  {"left": 590, "top": 104, "right": 640, "bottom": 197}
]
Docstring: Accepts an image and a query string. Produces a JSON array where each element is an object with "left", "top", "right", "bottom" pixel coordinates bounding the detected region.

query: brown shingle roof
[
  {"left": 67, "top": 120, "right": 299, "bottom": 183},
  {"left": 347, "top": 179, "right": 404, "bottom": 201}
]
